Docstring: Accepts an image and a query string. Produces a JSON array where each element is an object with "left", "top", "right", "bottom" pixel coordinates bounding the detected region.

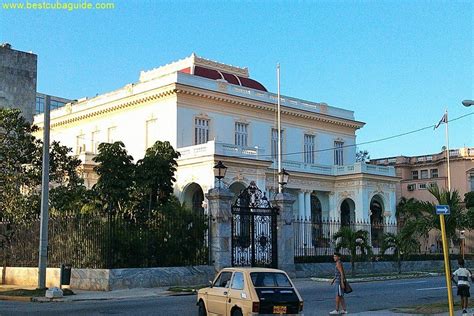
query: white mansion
[{"left": 33, "top": 54, "right": 398, "bottom": 226}]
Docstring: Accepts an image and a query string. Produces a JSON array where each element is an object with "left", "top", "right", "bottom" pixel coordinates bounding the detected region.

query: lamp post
[
  {"left": 213, "top": 161, "right": 227, "bottom": 188},
  {"left": 462, "top": 100, "right": 474, "bottom": 107},
  {"left": 278, "top": 168, "right": 290, "bottom": 191}
]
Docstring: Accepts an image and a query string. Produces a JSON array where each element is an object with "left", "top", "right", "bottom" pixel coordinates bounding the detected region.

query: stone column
[
  {"left": 205, "top": 186, "right": 234, "bottom": 272},
  {"left": 273, "top": 192, "right": 296, "bottom": 277}
]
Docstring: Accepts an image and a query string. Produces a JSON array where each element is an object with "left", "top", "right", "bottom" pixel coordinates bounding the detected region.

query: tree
[
  {"left": 355, "top": 150, "right": 370, "bottom": 162},
  {"left": 400, "top": 185, "right": 467, "bottom": 247},
  {"left": 333, "top": 227, "right": 372, "bottom": 276},
  {"left": 135, "top": 141, "right": 180, "bottom": 213},
  {"left": 92, "top": 141, "right": 135, "bottom": 215},
  {"left": 465, "top": 192, "right": 474, "bottom": 209},
  {"left": 380, "top": 232, "right": 419, "bottom": 274},
  {"left": 0, "top": 108, "right": 87, "bottom": 282}
]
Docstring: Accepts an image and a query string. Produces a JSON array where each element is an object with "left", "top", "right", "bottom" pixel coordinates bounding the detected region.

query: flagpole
[{"left": 277, "top": 64, "right": 282, "bottom": 194}]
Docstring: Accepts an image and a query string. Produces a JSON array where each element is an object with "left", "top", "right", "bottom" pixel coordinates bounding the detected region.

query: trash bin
[{"left": 60, "top": 264, "right": 72, "bottom": 288}]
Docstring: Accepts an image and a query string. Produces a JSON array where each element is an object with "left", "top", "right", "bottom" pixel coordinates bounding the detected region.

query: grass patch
[
  {"left": 168, "top": 285, "right": 207, "bottom": 293},
  {"left": 393, "top": 300, "right": 462, "bottom": 314},
  {"left": 0, "top": 288, "right": 46, "bottom": 297}
]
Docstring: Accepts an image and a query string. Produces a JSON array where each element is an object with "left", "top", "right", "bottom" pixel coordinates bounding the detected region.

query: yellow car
[{"left": 197, "top": 267, "right": 304, "bottom": 316}]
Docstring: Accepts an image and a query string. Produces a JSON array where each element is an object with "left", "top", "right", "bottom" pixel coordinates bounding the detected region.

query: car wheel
[
  {"left": 198, "top": 301, "right": 207, "bottom": 316},
  {"left": 231, "top": 308, "right": 243, "bottom": 316}
]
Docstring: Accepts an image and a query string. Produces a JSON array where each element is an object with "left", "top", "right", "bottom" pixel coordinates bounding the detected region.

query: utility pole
[{"left": 38, "top": 99, "right": 50, "bottom": 289}]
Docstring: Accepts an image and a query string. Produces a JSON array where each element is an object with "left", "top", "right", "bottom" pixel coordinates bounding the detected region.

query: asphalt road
[{"left": 0, "top": 276, "right": 452, "bottom": 315}]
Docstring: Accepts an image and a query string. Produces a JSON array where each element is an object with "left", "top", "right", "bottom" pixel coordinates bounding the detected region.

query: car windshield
[{"left": 250, "top": 272, "right": 292, "bottom": 287}]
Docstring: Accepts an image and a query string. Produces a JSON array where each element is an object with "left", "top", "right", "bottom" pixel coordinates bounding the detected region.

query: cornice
[
  {"left": 36, "top": 81, "right": 363, "bottom": 131},
  {"left": 174, "top": 85, "right": 364, "bottom": 130},
  {"left": 36, "top": 87, "right": 177, "bottom": 130}
]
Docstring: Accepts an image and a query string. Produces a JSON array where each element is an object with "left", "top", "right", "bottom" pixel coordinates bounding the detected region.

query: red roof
[{"left": 180, "top": 66, "right": 267, "bottom": 92}]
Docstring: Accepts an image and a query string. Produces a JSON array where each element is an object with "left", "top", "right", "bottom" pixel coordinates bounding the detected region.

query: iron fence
[
  {"left": 0, "top": 211, "right": 208, "bottom": 269},
  {"left": 294, "top": 218, "right": 398, "bottom": 260},
  {"left": 294, "top": 217, "right": 474, "bottom": 263}
]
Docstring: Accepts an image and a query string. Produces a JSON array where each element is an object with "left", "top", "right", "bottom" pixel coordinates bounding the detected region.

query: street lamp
[
  {"left": 278, "top": 168, "right": 290, "bottom": 188},
  {"left": 213, "top": 161, "right": 227, "bottom": 187},
  {"left": 462, "top": 100, "right": 474, "bottom": 107}
]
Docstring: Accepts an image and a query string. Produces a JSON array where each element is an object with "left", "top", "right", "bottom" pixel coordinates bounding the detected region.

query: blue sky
[{"left": 1, "top": 0, "right": 472, "bottom": 158}]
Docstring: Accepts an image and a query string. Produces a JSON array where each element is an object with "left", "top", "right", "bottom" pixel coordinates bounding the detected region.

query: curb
[{"left": 0, "top": 295, "right": 33, "bottom": 302}]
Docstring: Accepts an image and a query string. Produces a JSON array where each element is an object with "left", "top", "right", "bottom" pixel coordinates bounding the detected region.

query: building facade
[
  {"left": 35, "top": 92, "right": 70, "bottom": 115},
  {"left": 0, "top": 43, "right": 37, "bottom": 121},
  {"left": 33, "top": 54, "right": 398, "bottom": 234},
  {"left": 371, "top": 147, "right": 474, "bottom": 203}
]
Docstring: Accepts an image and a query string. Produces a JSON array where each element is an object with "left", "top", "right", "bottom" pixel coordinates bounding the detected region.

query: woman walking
[{"left": 330, "top": 252, "right": 347, "bottom": 314}]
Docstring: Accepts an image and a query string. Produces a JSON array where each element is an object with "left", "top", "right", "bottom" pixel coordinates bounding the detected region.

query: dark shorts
[{"left": 457, "top": 285, "right": 470, "bottom": 297}]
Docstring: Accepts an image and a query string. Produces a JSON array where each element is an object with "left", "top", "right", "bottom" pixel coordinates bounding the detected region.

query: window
[
  {"left": 76, "top": 134, "right": 85, "bottom": 154},
  {"left": 107, "top": 127, "right": 117, "bottom": 143},
  {"left": 213, "top": 272, "right": 232, "bottom": 288},
  {"left": 50, "top": 100, "right": 65, "bottom": 111},
  {"left": 470, "top": 172, "right": 474, "bottom": 191},
  {"left": 146, "top": 119, "right": 158, "bottom": 149},
  {"left": 407, "top": 184, "right": 415, "bottom": 191},
  {"left": 91, "top": 131, "right": 100, "bottom": 154},
  {"left": 304, "top": 134, "right": 315, "bottom": 164},
  {"left": 418, "top": 183, "right": 427, "bottom": 189},
  {"left": 271, "top": 128, "right": 284, "bottom": 159},
  {"left": 412, "top": 171, "right": 419, "bottom": 180},
  {"left": 430, "top": 169, "right": 439, "bottom": 178},
  {"left": 231, "top": 272, "right": 245, "bottom": 290},
  {"left": 235, "top": 122, "right": 248, "bottom": 147},
  {"left": 35, "top": 96, "right": 45, "bottom": 114},
  {"left": 194, "top": 118, "right": 209, "bottom": 145},
  {"left": 250, "top": 272, "right": 292, "bottom": 287},
  {"left": 420, "top": 170, "right": 429, "bottom": 179},
  {"left": 334, "top": 141, "right": 344, "bottom": 166}
]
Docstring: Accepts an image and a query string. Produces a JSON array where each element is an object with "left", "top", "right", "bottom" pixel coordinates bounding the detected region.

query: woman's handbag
[{"left": 343, "top": 280, "right": 353, "bottom": 294}]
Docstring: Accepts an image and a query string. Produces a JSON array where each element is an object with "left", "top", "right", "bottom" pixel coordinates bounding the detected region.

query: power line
[{"left": 49, "top": 111, "right": 473, "bottom": 158}]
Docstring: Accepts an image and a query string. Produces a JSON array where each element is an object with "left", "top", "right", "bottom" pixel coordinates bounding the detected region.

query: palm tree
[
  {"left": 399, "top": 185, "right": 467, "bottom": 250},
  {"left": 380, "top": 232, "right": 419, "bottom": 274},
  {"left": 333, "top": 227, "right": 372, "bottom": 276}
]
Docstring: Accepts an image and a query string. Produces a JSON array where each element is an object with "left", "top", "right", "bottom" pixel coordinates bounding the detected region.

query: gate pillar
[
  {"left": 206, "top": 186, "right": 234, "bottom": 272},
  {"left": 272, "top": 192, "right": 296, "bottom": 277}
]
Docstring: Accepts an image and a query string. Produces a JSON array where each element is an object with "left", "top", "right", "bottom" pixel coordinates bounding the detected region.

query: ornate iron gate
[{"left": 231, "top": 181, "right": 278, "bottom": 268}]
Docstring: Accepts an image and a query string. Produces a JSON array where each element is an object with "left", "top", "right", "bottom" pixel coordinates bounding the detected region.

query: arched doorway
[
  {"left": 340, "top": 198, "right": 355, "bottom": 228},
  {"left": 370, "top": 195, "right": 384, "bottom": 247},
  {"left": 311, "top": 194, "right": 323, "bottom": 247},
  {"left": 183, "top": 182, "right": 204, "bottom": 214}
]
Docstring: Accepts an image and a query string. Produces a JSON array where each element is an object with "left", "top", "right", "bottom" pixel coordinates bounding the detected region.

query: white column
[
  {"left": 304, "top": 191, "right": 311, "bottom": 250},
  {"left": 304, "top": 191, "right": 311, "bottom": 220},
  {"left": 298, "top": 191, "right": 305, "bottom": 220}
]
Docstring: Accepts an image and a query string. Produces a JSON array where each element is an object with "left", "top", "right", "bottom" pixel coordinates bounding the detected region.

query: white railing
[
  {"left": 178, "top": 141, "right": 396, "bottom": 177},
  {"left": 176, "top": 72, "right": 355, "bottom": 120}
]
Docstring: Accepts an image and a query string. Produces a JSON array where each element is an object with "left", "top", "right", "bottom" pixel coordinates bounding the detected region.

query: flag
[{"left": 434, "top": 112, "right": 447, "bottom": 129}]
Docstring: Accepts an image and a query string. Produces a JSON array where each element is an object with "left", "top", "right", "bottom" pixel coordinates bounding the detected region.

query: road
[{"left": 0, "top": 276, "right": 452, "bottom": 315}]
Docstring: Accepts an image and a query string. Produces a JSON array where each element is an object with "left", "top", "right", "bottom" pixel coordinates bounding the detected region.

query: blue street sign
[{"left": 436, "top": 205, "right": 450, "bottom": 215}]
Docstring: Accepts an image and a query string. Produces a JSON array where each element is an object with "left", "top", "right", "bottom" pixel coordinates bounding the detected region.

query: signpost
[
  {"left": 437, "top": 204, "right": 454, "bottom": 316},
  {"left": 436, "top": 205, "right": 450, "bottom": 215}
]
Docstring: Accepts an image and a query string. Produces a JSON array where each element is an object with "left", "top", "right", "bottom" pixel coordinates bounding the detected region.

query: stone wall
[
  {"left": 295, "top": 260, "right": 463, "bottom": 278},
  {"left": 1, "top": 265, "right": 216, "bottom": 291}
]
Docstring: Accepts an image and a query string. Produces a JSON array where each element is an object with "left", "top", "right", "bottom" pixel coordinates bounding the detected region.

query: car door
[
  {"left": 206, "top": 271, "right": 232, "bottom": 315},
  {"left": 226, "top": 271, "right": 248, "bottom": 315}
]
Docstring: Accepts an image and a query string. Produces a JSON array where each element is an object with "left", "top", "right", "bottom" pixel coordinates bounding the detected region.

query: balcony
[
  {"left": 178, "top": 141, "right": 396, "bottom": 177},
  {"left": 178, "top": 140, "right": 266, "bottom": 161}
]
